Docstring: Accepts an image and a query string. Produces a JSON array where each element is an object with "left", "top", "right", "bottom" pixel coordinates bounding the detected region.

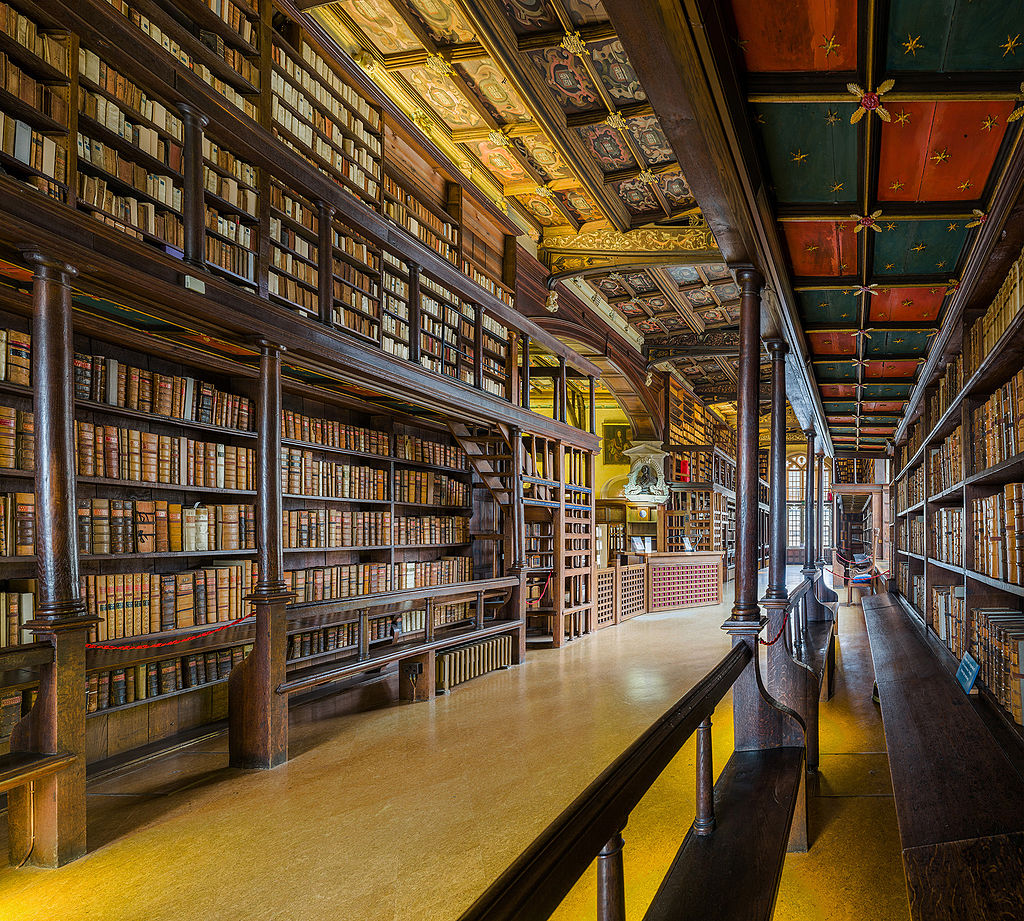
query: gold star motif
[
  {"left": 930, "top": 147, "right": 951, "bottom": 165},
  {"left": 894, "top": 338, "right": 905, "bottom": 344},
  {"left": 805, "top": 242, "right": 820, "bottom": 253},
  {"left": 902, "top": 34, "right": 923, "bottom": 56},
  {"left": 825, "top": 109, "right": 840, "bottom": 125},
  {"left": 958, "top": 179, "right": 973, "bottom": 191},
  {"left": 1001, "top": 34, "right": 1021, "bottom": 57},
  {"left": 901, "top": 298, "right": 913, "bottom": 307},
  {"left": 886, "top": 263, "right": 896, "bottom": 270},
  {"left": 947, "top": 222, "right": 959, "bottom": 232},
  {"left": 895, "top": 109, "right": 911, "bottom": 126},
  {"left": 936, "top": 260, "right": 946, "bottom": 268},
  {"left": 982, "top": 115, "right": 999, "bottom": 132},
  {"left": 840, "top": 312, "right": 850, "bottom": 319},
  {"left": 820, "top": 34, "right": 841, "bottom": 57},
  {"left": 831, "top": 181, "right": 845, "bottom": 192},
  {"left": 912, "top": 242, "right": 927, "bottom": 253},
  {"left": 817, "top": 301, "right": 829, "bottom": 309},
  {"left": 791, "top": 149, "right": 809, "bottom": 164},
  {"left": 885, "top": 222, "right": 897, "bottom": 231},
  {"left": 889, "top": 178, "right": 905, "bottom": 191},
  {"left": 755, "top": 113, "right": 766, "bottom": 125},
  {"left": 840, "top": 262, "right": 849, "bottom": 273}
]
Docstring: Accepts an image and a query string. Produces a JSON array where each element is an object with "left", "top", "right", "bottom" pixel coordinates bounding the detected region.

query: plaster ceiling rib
[
  {"left": 364, "top": 0, "right": 582, "bottom": 231},
  {"left": 442, "top": 0, "right": 634, "bottom": 231},
  {"left": 540, "top": 0, "right": 672, "bottom": 220}
]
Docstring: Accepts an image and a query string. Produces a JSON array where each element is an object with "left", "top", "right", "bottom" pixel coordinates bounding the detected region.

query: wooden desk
[{"left": 645, "top": 552, "right": 724, "bottom": 613}]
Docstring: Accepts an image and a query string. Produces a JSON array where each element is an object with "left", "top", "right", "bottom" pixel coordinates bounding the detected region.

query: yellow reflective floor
[{"left": 0, "top": 578, "right": 909, "bottom": 921}]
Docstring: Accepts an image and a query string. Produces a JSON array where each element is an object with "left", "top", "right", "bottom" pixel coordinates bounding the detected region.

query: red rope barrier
[
  {"left": 525, "top": 572, "right": 553, "bottom": 608},
  {"left": 821, "top": 567, "right": 890, "bottom": 583},
  {"left": 759, "top": 608, "right": 789, "bottom": 646},
  {"left": 85, "top": 612, "right": 256, "bottom": 650}
]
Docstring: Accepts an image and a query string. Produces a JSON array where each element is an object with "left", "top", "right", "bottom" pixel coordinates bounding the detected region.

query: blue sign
[{"left": 956, "top": 652, "right": 980, "bottom": 694}]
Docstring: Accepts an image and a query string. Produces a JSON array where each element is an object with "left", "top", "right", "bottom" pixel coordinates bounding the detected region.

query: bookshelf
[
  {"left": 330, "top": 219, "right": 380, "bottom": 342},
  {"left": 890, "top": 242, "right": 1024, "bottom": 740},
  {"left": 201, "top": 132, "right": 258, "bottom": 286},
  {"left": 380, "top": 250, "right": 411, "bottom": 361},
  {"left": 383, "top": 170, "right": 457, "bottom": 265},
  {"left": 268, "top": 180, "right": 318, "bottom": 317}
]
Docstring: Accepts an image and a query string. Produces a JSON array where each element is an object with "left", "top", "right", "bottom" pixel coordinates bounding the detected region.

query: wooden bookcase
[{"left": 891, "top": 243, "right": 1024, "bottom": 740}]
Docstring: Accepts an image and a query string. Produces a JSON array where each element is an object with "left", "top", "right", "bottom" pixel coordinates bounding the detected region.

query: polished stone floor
[{"left": 0, "top": 573, "right": 909, "bottom": 921}]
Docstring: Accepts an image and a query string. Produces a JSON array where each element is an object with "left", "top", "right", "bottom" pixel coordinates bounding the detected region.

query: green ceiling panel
[
  {"left": 872, "top": 220, "right": 971, "bottom": 276},
  {"left": 814, "top": 361, "right": 859, "bottom": 382},
  {"left": 861, "top": 383, "right": 913, "bottom": 398},
  {"left": 754, "top": 103, "right": 860, "bottom": 204},
  {"left": 796, "top": 289, "right": 861, "bottom": 324},
  {"left": 823, "top": 402, "right": 859, "bottom": 414},
  {"left": 887, "top": 0, "right": 1024, "bottom": 73},
  {"left": 864, "top": 329, "right": 933, "bottom": 357}
]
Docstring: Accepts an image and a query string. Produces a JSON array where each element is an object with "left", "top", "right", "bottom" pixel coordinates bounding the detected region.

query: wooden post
[
  {"left": 553, "top": 441, "right": 566, "bottom": 646},
  {"left": 521, "top": 334, "right": 531, "bottom": 410},
  {"left": 408, "top": 264, "right": 421, "bottom": 365},
  {"left": 229, "top": 341, "right": 291, "bottom": 769},
  {"left": 589, "top": 375, "right": 597, "bottom": 435},
  {"left": 596, "top": 827, "right": 627, "bottom": 921},
  {"left": 474, "top": 304, "right": 484, "bottom": 390},
  {"left": 557, "top": 356, "right": 567, "bottom": 424},
  {"left": 765, "top": 339, "right": 788, "bottom": 601},
  {"left": 177, "top": 103, "right": 208, "bottom": 268},
  {"left": 507, "top": 331, "right": 518, "bottom": 404},
  {"left": 317, "top": 201, "right": 336, "bottom": 328},
  {"left": 815, "top": 451, "right": 826, "bottom": 567},
  {"left": 694, "top": 716, "right": 715, "bottom": 835},
  {"left": 802, "top": 430, "right": 817, "bottom": 579},
  {"left": 8, "top": 253, "right": 96, "bottom": 867},
  {"left": 587, "top": 449, "right": 597, "bottom": 633}
]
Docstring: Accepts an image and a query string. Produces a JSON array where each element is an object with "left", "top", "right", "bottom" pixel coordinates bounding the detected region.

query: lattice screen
[
  {"left": 595, "top": 568, "right": 616, "bottom": 628},
  {"left": 619, "top": 564, "right": 647, "bottom": 620},
  {"left": 649, "top": 561, "right": 720, "bottom": 612}
]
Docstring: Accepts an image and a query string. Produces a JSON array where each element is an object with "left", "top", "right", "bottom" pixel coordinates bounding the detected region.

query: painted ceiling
[
  {"left": 313, "top": 0, "right": 700, "bottom": 236},
  {"left": 728, "top": 0, "right": 1024, "bottom": 453}
]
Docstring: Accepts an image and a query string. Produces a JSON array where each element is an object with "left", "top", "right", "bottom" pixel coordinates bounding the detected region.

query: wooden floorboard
[{"left": 642, "top": 747, "right": 804, "bottom": 921}]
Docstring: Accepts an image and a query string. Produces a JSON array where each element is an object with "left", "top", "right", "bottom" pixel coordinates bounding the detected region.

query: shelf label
[{"left": 956, "top": 651, "right": 980, "bottom": 695}]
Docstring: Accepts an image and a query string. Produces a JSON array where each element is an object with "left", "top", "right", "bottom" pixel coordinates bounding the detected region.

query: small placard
[{"left": 956, "top": 651, "right": 980, "bottom": 695}]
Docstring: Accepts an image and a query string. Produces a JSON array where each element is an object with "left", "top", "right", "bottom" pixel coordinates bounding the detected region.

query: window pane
[{"left": 787, "top": 503, "right": 803, "bottom": 546}]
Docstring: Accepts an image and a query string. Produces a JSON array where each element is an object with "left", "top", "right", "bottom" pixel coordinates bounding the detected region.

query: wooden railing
[{"left": 457, "top": 642, "right": 753, "bottom": 921}]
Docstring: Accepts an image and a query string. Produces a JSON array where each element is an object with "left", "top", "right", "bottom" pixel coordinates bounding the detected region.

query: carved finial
[
  {"left": 561, "top": 31, "right": 586, "bottom": 56},
  {"left": 545, "top": 289, "right": 559, "bottom": 313},
  {"left": 645, "top": 370, "right": 654, "bottom": 386}
]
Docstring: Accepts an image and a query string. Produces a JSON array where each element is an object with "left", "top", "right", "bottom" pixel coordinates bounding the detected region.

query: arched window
[{"left": 786, "top": 455, "right": 806, "bottom": 545}]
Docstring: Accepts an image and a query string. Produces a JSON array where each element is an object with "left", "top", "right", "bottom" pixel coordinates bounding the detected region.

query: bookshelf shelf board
[
  {"left": 85, "top": 622, "right": 255, "bottom": 669},
  {"left": 77, "top": 114, "right": 183, "bottom": 179},
  {"left": 86, "top": 678, "right": 229, "bottom": 718},
  {"left": 0, "top": 666, "right": 41, "bottom": 694},
  {"left": 205, "top": 261, "right": 258, "bottom": 290},
  {"left": 279, "top": 439, "right": 390, "bottom": 463},
  {"left": 893, "top": 590, "right": 925, "bottom": 625},
  {"left": 966, "top": 452, "right": 1024, "bottom": 490},
  {"left": 282, "top": 494, "right": 389, "bottom": 505},
  {"left": 76, "top": 159, "right": 183, "bottom": 215},
  {"left": 204, "top": 187, "right": 258, "bottom": 224},
  {"left": 0, "top": 149, "right": 70, "bottom": 190},
  {"left": 74, "top": 396, "right": 255, "bottom": 440},
  {"left": 285, "top": 643, "right": 360, "bottom": 670},
  {"left": 395, "top": 543, "right": 471, "bottom": 549},
  {"left": 282, "top": 545, "right": 389, "bottom": 553},
  {"left": 393, "top": 457, "right": 470, "bottom": 476},
  {"left": 0, "top": 85, "right": 66, "bottom": 133},
  {"left": 928, "top": 482, "right": 964, "bottom": 505},
  {"left": 907, "top": 552, "right": 926, "bottom": 561},
  {"left": 927, "top": 558, "right": 965, "bottom": 576},
  {"left": 965, "top": 569, "right": 1024, "bottom": 598},
  {"left": 75, "top": 201, "right": 183, "bottom": 252},
  {"left": 174, "top": 0, "right": 259, "bottom": 55},
  {"left": 523, "top": 498, "right": 560, "bottom": 509},
  {"left": 392, "top": 502, "right": 471, "bottom": 511},
  {"left": 0, "top": 30, "right": 69, "bottom": 85},
  {"left": 77, "top": 477, "right": 256, "bottom": 496},
  {"left": 0, "top": 468, "right": 34, "bottom": 479},
  {"left": 907, "top": 501, "right": 925, "bottom": 515},
  {"left": 895, "top": 548, "right": 908, "bottom": 555}
]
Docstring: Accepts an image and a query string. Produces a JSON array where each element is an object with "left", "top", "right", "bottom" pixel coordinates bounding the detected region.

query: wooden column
[
  {"left": 557, "top": 356, "right": 567, "bottom": 424},
  {"left": 553, "top": 441, "right": 566, "bottom": 647},
  {"left": 730, "top": 267, "right": 762, "bottom": 623},
  {"left": 815, "top": 451, "right": 826, "bottom": 567},
  {"left": 694, "top": 717, "right": 715, "bottom": 835},
  {"left": 765, "top": 339, "right": 788, "bottom": 600},
  {"left": 229, "top": 341, "right": 291, "bottom": 770},
  {"left": 474, "top": 304, "right": 484, "bottom": 390},
  {"left": 408, "top": 264, "right": 421, "bottom": 364},
  {"left": 317, "top": 201, "right": 336, "bottom": 328},
  {"left": 596, "top": 827, "right": 627, "bottom": 921},
  {"left": 802, "top": 430, "right": 817, "bottom": 577},
  {"left": 507, "top": 331, "right": 518, "bottom": 404},
  {"left": 588, "top": 375, "right": 596, "bottom": 435},
  {"left": 9, "top": 253, "right": 96, "bottom": 867},
  {"left": 521, "top": 334, "right": 531, "bottom": 410},
  {"left": 177, "top": 103, "right": 208, "bottom": 268}
]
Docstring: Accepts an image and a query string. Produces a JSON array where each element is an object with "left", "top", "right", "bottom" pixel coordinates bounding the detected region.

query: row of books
[
  {"left": 1005, "top": 484, "right": 1024, "bottom": 585},
  {"left": 77, "top": 172, "right": 185, "bottom": 246},
  {"left": 206, "top": 220, "right": 256, "bottom": 281},
  {"left": 333, "top": 257, "right": 378, "bottom": 298},
  {"left": 0, "top": 112, "right": 67, "bottom": 186},
  {"left": 268, "top": 270, "right": 317, "bottom": 315},
  {"left": 0, "top": 53, "right": 69, "bottom": 125},
  {"left": 74, "top": 352, "right": 255, "bottom": 431},
  {"left": 929, "top": 507, "right": 963, "bottom": 566},
  {"left": 87, "top": 644, "right": 250, "bottom": 712},
  {"left": 0, "top": 403, "right": 33, "bottom": 469},
  {"left": 76, "top": 422, "right": 256, "bottom": 490},
  {"left": 973, "top": 492, "right": 1008, "bottom": 580},
  {"left": 280, "top": 450, "right": 387, "bottom": 499},
  {"left": 931, "top": 584, "right": 967, "bottom": 658},
  {"left": 83, "top": 560, "right": 256, "bottom": 642},
  {"left": 284, "top": 562, "right": 390, "bottom": 602},
  {"left": 0, "top": 687, "right": 28, "bottom": 737},
  {"left": 393, "top": 556, "right": 471, "bottom": 590},
  {"left": 288, "top": 623, "right": 356, "bottom": 660},
  {"left": 927, "top": 425, "right": 962, "bottom": 493},
  {"left": 203, "top": 137, "right": 257, "bottom": 192},
  {"left": 393, "top": 469, "right": 469, "bottom": 507},
  {"left": 971, "top": 368, "right": 1024, "bottom": 472},
  {"left": 465, "top": 261, "right": 515, "bottom": 310},
  {"left": 269, "top": 183, "right": 317, "bottom": 232},
  {"left": 77, "top": 89, "right": 182, "bottom": 172},
  {"left": 394, "top": 433, "right": 466, "bottom": 470},
  {"left": 965, "top": 254, "right": 1022, "bottom": 378},
  {"left": 1, "top": 587, "right": 33, "bottom": 647},
  {"left": 204, "top": 164, "right": 257, "bottom": 216},
  {"left": 895, "top": 561, "right": 925, "bottom": 614},
  {"left": 299, "top": 41, "right": 381, "bottom": 146},
  {"left": 906, "top": 516, "right": 925, "bottom": 555},
  {"left": 0, "top": 327, "right": 31, "bottom": 386},
  {"left": 199, "top": 0, "right": 258, "bottom": 47},
  {"left": 972, "top": 608, "right": 1024, "bottom": 724},
  {"left": 75, "top": 498, "right": 255, "bottom": 555},
  {"left": 383, "top": 175, "right": 457, "bottom": 243},
  {"left": 333, "top": 228, "right": 378, "bottom": 272},
  {"left": 283, "top": 508, "right": 391, "bottom": 549},
  {"left": 367, "top": 609, "right": 425, "bottom": 643},
  {"left": 393, "top": 515, "right": 469, "bottom": 546},
  {"left": 928, "top": 353, "right": 963, "bottom": 429},
  {"left": 0, "top": 4, "right": 70, "bottom": 75},
  {"left": 280, "top": 412, "right": 388, "bottom": 455},
  {"left": 77, "top": 133, "right": 182, "bottom": 211}
]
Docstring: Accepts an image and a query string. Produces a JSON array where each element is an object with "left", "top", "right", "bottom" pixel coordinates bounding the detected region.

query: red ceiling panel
[
  {"left": 730, "top": 0, "right": 857, "bottom": 72},
  {"left": 820, "top": 384, "right": 857, "bottom": 398},
  {"left": 869, "top": 286, "right": 945, "bottom": 322},
  {"left": 807, "top": 330, "right": 858, "bottom": 355},
  {"left": 865, "top": 359, "right": 920, "bottom": 378},
  {"left": 782, "top": 221, "right": 858, "bottom": 276},
  {"left": 878, "top": 101, "right": 1014, "bottom": 203},
  {"left": 862, "top": 401, "right": 905, "bottom": 412},
  {"left": 861, "top": 426, "right": 895, "bottom": 435},
  {"left": 827, "top": 415, "right": 857, "bottom": 424}
]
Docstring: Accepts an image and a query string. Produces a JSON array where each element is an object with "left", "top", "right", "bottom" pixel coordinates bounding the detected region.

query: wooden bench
[
  {"left": 862, "top": 593, "right": 1024, "bottom": 920},
  {"left": 643, "top": 747, "right": 805, "bottom": 921},
  {"left": 0, "top": 751, "right": 76, "bottom": 796}
]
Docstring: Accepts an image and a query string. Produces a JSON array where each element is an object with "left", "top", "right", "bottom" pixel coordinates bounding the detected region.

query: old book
[
  {"left": 13, "top": 492, "right": 33, "bottom": 556},
  {"left": 168, "top": 502, "right": 182, "bottom": 553},
  {"left": 5, "top": 329, "right": 30, "bottom": 386},
  {"left": 135, "top": 500, "right": 155, "bottom": 554},
  {"left": 174, "top": 570, "right": 194, "bottom": 628}
]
